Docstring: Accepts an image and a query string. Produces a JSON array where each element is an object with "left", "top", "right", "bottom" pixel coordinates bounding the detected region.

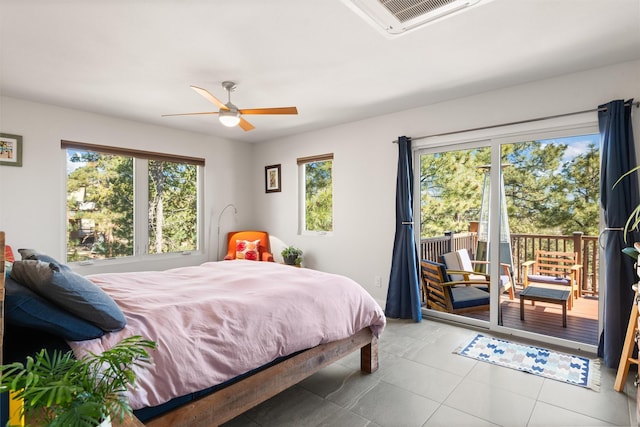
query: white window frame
[
  {"left": 61, "top": 140, "right": 205, "bottom": 267},
  {"left": 297, "top": 153, "right": 334, "bottom": 236}
]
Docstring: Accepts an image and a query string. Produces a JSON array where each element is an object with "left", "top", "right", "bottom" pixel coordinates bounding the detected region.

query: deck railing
[
  {"left": 419, "top": 231, "right": 479, "bottom": 262},
  {"left": 420, "top": 231, "right": 599, "bottom": 296}
]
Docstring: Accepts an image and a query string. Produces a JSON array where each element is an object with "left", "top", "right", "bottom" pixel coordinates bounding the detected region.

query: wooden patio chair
[
  {"left": 441, "top": 249, "right": 515, "bottom": 300},
  {"left": 420, "top": 259, "right": 491, "bottom": 315},
  {"left": 522, "top": 250, "right": 581, "bottom": 310}
]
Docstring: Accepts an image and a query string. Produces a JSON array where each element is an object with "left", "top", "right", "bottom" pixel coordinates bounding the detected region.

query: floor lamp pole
[{"left": 217, "top": 203, "right": 237, "bottom": 260}]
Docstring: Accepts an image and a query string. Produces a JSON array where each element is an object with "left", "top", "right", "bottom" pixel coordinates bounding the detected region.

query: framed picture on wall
[
  {"left": 0, "top": 133, "right": 23, "bottom": 167},
  {"left": 265, "top": 164, "right": 281, "bottom": 193}
]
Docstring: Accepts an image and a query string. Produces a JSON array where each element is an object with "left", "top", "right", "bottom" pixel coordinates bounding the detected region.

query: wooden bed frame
[{"left": 0, "top": 231, "right": 380, "bottom": 427}]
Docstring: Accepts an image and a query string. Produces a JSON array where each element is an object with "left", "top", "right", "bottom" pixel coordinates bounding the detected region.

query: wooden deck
[{"left": 463, "top": 287, "right": 599, "bottom": 345}]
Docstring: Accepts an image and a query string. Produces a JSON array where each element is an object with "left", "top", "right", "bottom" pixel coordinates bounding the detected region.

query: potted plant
[
  {"left": 281, "top": 246, "right": 303, "bottom": 266},
  {"left": 0, "top": 335, "right": 156, "bottom": 427}
]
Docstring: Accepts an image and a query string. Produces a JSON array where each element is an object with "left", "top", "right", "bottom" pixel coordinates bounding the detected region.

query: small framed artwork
[
  {"left": 0, "top": 133, "right": 23, "bottom": 167},
  {"left": 265, "top": 164, "right": 281, "bottom": 193}
]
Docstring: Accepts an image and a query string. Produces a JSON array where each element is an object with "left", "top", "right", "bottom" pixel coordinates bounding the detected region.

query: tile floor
[{"left": 223, "top": 318, "right": 637, "bottom": 427}]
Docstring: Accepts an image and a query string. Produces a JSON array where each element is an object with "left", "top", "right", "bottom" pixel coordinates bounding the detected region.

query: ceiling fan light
[{"left": 219, "top": 109, "right": 240, "bottom": 127}]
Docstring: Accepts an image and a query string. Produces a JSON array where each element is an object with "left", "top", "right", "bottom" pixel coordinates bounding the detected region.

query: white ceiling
[{"left": 1, "top": 0, "right": 639, "bottom": 143}]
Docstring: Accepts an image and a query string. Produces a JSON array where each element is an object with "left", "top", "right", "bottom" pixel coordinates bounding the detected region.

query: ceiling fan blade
[
  {"left": 238, "top": 117, "right": 255, "bottom": 131},
  {"left": 238, "top": 107, "right": 298, "bottom": 115},
  {"left": 191, "top": 85, "right": 228, "bottom": 110},
  {"left": 161, "top": 112, "right": 218, "bottom": 117}
]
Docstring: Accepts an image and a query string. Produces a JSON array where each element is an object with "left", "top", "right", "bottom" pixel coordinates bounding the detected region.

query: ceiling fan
[{"left": 162, "top": 81, "right": 298, "bottom": 131}]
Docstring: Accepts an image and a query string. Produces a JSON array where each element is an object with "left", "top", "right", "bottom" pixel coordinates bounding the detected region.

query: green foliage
[
  {"left": 420, "top": 147, "right": 489, "bottom": 236},
  {"left": 305, "top": 160, "right": 333, "bottom": 232},
  {"left": 501, "top": 141, "right": 567, "bottom": 234},
  {"left": 614, "top": 165, "right": 640, "bottom": 242},
  {"left": 281, "top": 246, "right": 303, "bottom": 265},
  {"left": 546, "top": 143, "right": 600, "bottom": 235},
  {"left": 0, "top": 336, "right": 156, "bottom": 427},
  {"left": 66, "top": 150, "right": 198, "bottom": 261},
  {"left": 420, "top": 138, "right": 600, "bottom": 238},
  {"left": 148, "top": 160, "right": 198, "bottom": 254},
  {"left": 502, "top": 141, "right": 600, "bottom": 235},
  {"left": 67, "top": 152, "right": 134, "bottom": 259}
]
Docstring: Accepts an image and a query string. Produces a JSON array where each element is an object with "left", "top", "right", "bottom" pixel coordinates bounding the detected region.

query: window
[
  {"left": 298, "top": 154, "right": 333, "bottom": 233},
  {"left": 63, "top": 141, "right": 203, "bottom": 262}
]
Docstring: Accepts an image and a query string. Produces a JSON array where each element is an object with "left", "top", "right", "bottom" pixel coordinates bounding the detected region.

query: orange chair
[{"left": 224, "top": 230, "right": 274, "bottom": 262}]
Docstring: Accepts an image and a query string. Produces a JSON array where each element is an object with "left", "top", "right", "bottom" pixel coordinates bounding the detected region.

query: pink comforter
[{"left": 68, "top": 261, "right": 386, "bottom": 409}]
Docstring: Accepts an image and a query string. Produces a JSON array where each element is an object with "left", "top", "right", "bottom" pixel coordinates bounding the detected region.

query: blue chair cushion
[
  {"left": 449, "top": 286, "right": 490, "bottom": 310},
  {"left": 527, "top": 274, "right": 570, "bottom": 286}
]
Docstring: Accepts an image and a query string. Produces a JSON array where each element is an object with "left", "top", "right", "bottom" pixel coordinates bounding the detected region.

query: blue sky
[{"left": 540, "top": 133, "right": 600, "bottom": 165}]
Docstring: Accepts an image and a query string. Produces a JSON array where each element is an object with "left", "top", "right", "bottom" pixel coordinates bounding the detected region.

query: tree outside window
[
  {"left": 65, "top": 144, "right": 201, "bottom": 262},
  {"left": 299, "top": 154, "right": 333, "bottom": 233},
  {"left": 419, "top": 134, "right": 600, "bottom": 238}
]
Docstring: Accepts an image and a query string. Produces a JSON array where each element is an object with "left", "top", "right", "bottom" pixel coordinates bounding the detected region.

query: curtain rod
[{"left": 393, "top": 100, "right": 639, "bottom": 143}]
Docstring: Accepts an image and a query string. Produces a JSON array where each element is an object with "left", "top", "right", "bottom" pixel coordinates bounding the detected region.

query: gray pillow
[
  {"left": 18, "top": 248, "right": 63, "bottom": 265},
  {"left": 10, "top": 260, "right": 126, "bottom": 332},
  {"left": 10, "top": 259, "right": 54, "bottom": 285}
]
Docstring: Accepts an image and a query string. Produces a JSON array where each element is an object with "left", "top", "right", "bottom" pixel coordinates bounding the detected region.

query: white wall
[
  {"left": 0, "top": 97, "right": 254, "bottom": 273},
  {"left": 1, "top": 60, "right": 638, "bottom": 300},
  {"left": 253, "top": 60, "right": 640, "bottom": 304}
]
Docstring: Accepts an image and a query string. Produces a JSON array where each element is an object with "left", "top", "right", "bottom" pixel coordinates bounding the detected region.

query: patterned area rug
[{"left": 454, "top": 334, "right": 600, "bottom": 391}]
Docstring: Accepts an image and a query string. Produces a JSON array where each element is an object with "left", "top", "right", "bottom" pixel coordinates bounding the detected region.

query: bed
[{"left": 0, "top": 231, "right": 386, "bottom": 426}]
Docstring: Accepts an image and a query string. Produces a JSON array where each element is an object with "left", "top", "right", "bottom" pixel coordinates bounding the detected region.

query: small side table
[{"left": 520, "top": 286, "right": 570, "bottom": 328}]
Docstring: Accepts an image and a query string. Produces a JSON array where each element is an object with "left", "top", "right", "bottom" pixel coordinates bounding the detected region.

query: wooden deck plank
[{"left": 464, "top": 288, "right": 599, "bottom": 345}]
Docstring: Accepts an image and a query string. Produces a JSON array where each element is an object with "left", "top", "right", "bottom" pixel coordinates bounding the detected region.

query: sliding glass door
[
  {"left": 416, "top": 125, "right": 601, "bottom": 351},
  {"left": 418, "top": 142, "right": 505, "bottom": 327},
  {"left": 498, "top": 134, "right": 600, "bottom": 347}
]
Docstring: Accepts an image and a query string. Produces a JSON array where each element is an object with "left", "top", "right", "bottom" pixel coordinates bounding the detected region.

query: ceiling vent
[{"left": 342, "top": 0, "right": 483, "bottom": 36}]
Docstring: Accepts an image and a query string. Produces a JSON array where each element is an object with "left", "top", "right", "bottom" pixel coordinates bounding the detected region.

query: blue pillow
[
  {"left": 5, "top": 276, "right": 105, "bottom": 341},
  {"left": 11, "top": 260, "right": 127, "bottom": 332},
  {"left": 4, "top": 260, "right": 11, "bottom": 279}
]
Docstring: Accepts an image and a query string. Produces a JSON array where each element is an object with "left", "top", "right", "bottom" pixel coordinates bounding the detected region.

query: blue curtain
[
  {"left": 598, "top": 99, "right": 639, "bottom": 368},
  {"left": 385, "top": 136, "right": 422, "bottom": 322}
]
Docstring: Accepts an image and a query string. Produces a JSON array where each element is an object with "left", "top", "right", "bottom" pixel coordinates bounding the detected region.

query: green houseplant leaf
[
  {"left": 0, "top": 335, "right": 156, "bottom": 427},
  {"left": 613, "top": 165, "right": 640, "bottom": 242},
  {"left": 281, "top": 246, "right": 303, "bottom": 266}
]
